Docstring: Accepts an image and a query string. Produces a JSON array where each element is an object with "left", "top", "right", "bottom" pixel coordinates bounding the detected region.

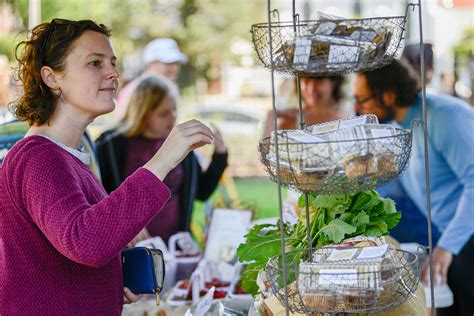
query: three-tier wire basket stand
[{"left": 252, "top": 0, "right": 436, "bottom": 314}]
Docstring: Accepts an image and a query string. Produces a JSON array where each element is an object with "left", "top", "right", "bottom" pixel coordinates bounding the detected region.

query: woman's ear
[
  {"left": 382, "top": 91, "right": 397, "bottom": 107},
  {"left": 40, "top": 66, "right": 60, "bottom": 90}
]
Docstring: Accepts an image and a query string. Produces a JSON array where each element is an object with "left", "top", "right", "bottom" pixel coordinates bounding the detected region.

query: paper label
[
  {"left": 318, "top": 269, "right": 358, "bottom": 286},
  {"left": 339, "top": 116, "right": 367, "bottom": 129},
  {"left": 311, "top": 122, "right": 339, "bottom": 134},
  {"left": 350, "top": 30, "right": 377, "bottom": 42},
  {"left": 328, "top": 45, "right": 360, "bottom": 66},
  {"left": 357, "top": 244, "right": 389, "bottom": 260},
  {"left": 191, "top": 270, "right": 204, "bottom": 303},
  {"left": 204, "top": 209, "right": 253, "bottom": 263},
  {"left": 286, "top": 130, "right": 327, "bottom": 143},
  {"left": 326, "top": 248, "right": 358, "bottom": 261},
  {"left": 193, "top": 286, "right": 215, "bottom": 316},
  {"left": 370, "top": 129, "right": 393, "bottom": 138},
  {"left": 177, "top": 233, "right": 200, "bottom": 255},
  {"left": 293, "top": 38, "right": 312, "bottom": 65},
  {"left": 315, "top": 21, "right": 337, "bottom": 35}
]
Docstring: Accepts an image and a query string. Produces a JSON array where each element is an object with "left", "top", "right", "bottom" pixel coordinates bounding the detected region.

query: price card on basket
[
  {"left": 357, "top": 244, "right": 389, "bottom": 260},
  {"left": 293, "top": 38, "right": 312, "bottom": 65},
  {"left": 192, "top": 286, "right": 215, "bottom": 316},
  {"left": 327, "top": 45, "right": 360, "bottom": 67},
  {"left": 326, "top": 248, "right": 358, "bottom": 261},
  {"left": 204, "top": 208, "right": 253, "bottom": 263},
  {"left": 318, "top": 269, "right": 358, "bottom": 286},
  {"left": 190, "top": 270, "right": 204, "bottom": 304},
  {"left": 177, "top": 233, "right": 200, "bottom": 255}
]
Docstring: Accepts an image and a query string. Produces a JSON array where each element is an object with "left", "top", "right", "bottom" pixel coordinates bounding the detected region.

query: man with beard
[{"left": 353, "top": 59, "right": 474, "bottom": 316}]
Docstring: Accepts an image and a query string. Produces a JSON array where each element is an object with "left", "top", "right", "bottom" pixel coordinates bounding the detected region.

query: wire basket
[
  {"left": 259, "top": 124, "right": 412, "bottom": 194},
  {"left": 251, "top": 15, "right": 406, "bottom": 75},
  {"left": 265, "top": 247, "right": 420, "bottom": 314}
]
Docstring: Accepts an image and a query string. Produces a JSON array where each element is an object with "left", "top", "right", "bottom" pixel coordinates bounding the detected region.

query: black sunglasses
[{"left": 41, "top": 19, "right": 78, "bottom": 61}]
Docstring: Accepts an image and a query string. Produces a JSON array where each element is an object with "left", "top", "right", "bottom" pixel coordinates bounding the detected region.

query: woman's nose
[{"left": 106, "top": 65, "right": 120, "bottom": 80}]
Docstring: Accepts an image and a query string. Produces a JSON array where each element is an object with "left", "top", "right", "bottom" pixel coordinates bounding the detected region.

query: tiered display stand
[{"left": 252, "top": 0, "right": 436, "bottom": 314}]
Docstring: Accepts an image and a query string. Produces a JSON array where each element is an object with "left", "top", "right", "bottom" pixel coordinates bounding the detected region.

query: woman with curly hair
[{"left": 0, "top": 19, "right": 213, "bottom": 314}]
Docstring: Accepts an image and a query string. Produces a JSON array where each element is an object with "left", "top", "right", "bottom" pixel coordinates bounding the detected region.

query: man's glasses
[{"left": 352, "top": 94, "right": 374, "bottom": 106}]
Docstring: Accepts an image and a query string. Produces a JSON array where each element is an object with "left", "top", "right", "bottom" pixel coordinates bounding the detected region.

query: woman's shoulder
[
  {"left": 7, "top": 135, "right": 61, "bottom": 159},
  {"left": 2, "top": 136, "right": 71, "bottom": 177}
]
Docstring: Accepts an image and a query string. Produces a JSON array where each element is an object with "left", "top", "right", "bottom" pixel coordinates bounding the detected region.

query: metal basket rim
[
  {"left": 266, "top": 247, "right": 419, "bottom": 274},
  {"left": 250, "top": 15, "right": 406, "bottom": 30},
  {"left": 260, "top": 126, "right": 412, "bottom": 146}
]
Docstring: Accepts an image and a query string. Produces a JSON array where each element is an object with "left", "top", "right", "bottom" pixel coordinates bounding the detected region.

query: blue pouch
[{"left": 121, "top": 247, "right": 165, "bottom": 305}]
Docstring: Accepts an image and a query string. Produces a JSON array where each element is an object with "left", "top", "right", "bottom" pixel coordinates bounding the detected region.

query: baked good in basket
[
  {"left": 298, "top": 238, "right": 402, "bottom": 312},
  {"left": 343, "top": 153, "right": 378, "bottom": 179}
]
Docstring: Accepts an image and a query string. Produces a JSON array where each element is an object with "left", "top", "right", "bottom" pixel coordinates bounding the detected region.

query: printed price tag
[
  {"left": 293, "top": 38, "right": 312, "bottom": 65},
  {"left": 318, "top": 269, "right": 358, "bottom": 286},
  {"left": 357, "top": 244, "right": 389, "bottom": 260},
  {"left": 177, "top": 233, "right": 200, "bottom": 255},
  {"left": 191, "top": 271, "right": 204, "bottom": 304},
  {"left": 311, "top": 122, "right": 339, "bottom": 134},
  {"left": 326, "top": 248, "right": 358, "bottom": 262},
  {"left": 370, "top": 129, "right": 393, "bottom": 138},
  {"left": 193, "top": 286, "right": 215, "bottom": 316},
  {"left": 328, "top": 45, "right": 360, "bottom": 66},
  {"left": 339, "top": 116, "right": 368, "bottom": 129},
  {"left": 287, "top": 130, "right": 327, "bottom": 143}
]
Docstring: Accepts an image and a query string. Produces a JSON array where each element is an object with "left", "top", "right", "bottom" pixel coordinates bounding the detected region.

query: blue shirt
[{"left": 399, "top": 93, "right": 474, "bottom": 255}]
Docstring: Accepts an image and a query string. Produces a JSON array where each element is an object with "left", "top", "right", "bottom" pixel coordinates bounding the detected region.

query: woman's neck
[{"left": 28, "top": 107, "right": 91, "bottom": 149}]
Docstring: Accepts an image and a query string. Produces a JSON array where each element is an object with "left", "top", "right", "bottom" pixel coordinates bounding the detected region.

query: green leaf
[
  {"left": 352, "top": 210, "right": 370, "bottom": 234},
  {"left": 314, "top": 193, "right": 353, "bottom": 212},
  {"left": 380, "top": 197, "right": 397, "bottom": 214},
  {"left": 351, "top": 190, "right": 381, "bottom": 212},
  {"left": 237, "top": 233, "right": 284, "bottom": 263},
  {"left": 367, "top": 201, "right": 385, "bottom": 217},
  {"left": 365, "top": 225, "right": 385, "bottom": 237},
  {"left": 241, "top": 262, "right": 265, "bottom": 296},
  {"left": 384, "top": 212, "right": 402, "bottom": 229},
  {"left": 319, "top": 219, "right": 357, "bottom": 243},
  {"left": 339, "top": 212, "right": 354, "bottom": 223},
  {"left": 298, "top": 193, "right": 315, "bottom": 208}
]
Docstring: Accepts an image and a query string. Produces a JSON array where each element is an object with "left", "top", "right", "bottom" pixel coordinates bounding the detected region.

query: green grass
[{"left": 191, "top": 177, "right": 287, "bottom": 231}]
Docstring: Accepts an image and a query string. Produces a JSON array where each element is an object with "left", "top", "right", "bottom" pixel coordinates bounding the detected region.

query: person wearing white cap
[{"left": 115, "top": 38, "right": 187, "bottom": 118}]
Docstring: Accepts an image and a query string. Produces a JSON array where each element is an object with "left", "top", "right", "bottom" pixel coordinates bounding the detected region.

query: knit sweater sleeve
[{"left": 8, "top": 141, "right": 170, "bottom": 268}]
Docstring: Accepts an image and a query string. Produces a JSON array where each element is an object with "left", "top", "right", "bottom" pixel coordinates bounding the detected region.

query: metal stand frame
[{"left": 264, "top": 0, "right": 435, "bottom": 314}]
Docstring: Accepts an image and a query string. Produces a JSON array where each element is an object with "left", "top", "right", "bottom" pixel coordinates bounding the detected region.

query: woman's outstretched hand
[{"left": 144, "top": 120, "right": 214, "bottom": 181}]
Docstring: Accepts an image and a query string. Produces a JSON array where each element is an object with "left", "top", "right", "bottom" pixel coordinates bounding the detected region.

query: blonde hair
[{"left": 120, "top": 75, "right": 178, "bottom": 137}]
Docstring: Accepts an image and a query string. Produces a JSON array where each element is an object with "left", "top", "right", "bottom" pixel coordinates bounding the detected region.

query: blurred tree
[{"left": 3, "top": 0, "right": 264, "bottom": 90}]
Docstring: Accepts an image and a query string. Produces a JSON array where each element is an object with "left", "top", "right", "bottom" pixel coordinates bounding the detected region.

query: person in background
[
  {"left": 402, "top": 43, "right": 434, "bottom": 85},
  {"left": 0, "top": 18, "right": 214, "bottom": 314},
  {"left": 377, "top": 43, "right": 441, "bottom": 247},
  {"left": 96, "top": 75, "right": 228, "bottom": 243},
  {"left": 115, "top": 38, "right": 187, "bottom": 119},
  {"left": 262, "top": 75, "right": 353, "bottom": 138},
  {"left": 354, "top": 59, "right": 474, "bottom": 316}
]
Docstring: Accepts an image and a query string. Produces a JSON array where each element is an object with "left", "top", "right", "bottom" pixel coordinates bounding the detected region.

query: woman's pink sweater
[{"left": 0, "top": 136, "right": 170, "bottom": 315}]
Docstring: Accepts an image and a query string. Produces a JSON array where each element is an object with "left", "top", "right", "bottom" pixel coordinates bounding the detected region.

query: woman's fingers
[
  {"left": 123, "top": 287, "right": 142, "bottom": 304},
  {"left": 178, "top": 121, "right": 214, "bottom": 140}
]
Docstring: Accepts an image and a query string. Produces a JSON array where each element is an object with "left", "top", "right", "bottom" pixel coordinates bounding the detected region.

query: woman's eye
[{"left": 89, "top": 60, "right": 101, "bottom": 67}]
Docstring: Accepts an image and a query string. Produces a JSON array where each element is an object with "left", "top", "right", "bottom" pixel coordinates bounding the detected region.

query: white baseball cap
[{"left": 143, "top": 38, "right": 188, "bottom": 64}]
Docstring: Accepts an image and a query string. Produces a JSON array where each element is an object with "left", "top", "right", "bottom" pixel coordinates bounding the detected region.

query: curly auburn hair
[
  {"left": 9, "top": 19, "right": 111, "bottom": 126},
  {"left": 362, "top": 59, "right": 421, "bottom": 107}
]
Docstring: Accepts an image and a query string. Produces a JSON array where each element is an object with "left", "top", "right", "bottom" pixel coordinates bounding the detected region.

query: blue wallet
[{"left": 121, "top": 247, "right": 165, "bottom": 304}]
